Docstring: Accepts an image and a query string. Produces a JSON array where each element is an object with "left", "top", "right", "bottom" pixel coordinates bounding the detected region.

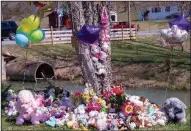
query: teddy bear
[
  {"left": 88, "top": 110, "right": 99, "bottom": 126},
  {"left": 5, "top": 100, "right": 17, "bottom": 116},
  {"left": 45, "top": 88, "right": 55, "bottom": 106},
  {"left": 60, "top": 90, "right": 73, "bottom": 108},
  {"left": 149, "top": 110, "right": 167, "bottom": 126},
  {"left": 74, "top": 104, "right": 89, "bottom": 126},
  {"left": 96, "top": 112, "right": 108, "bottom": 131},
  {"left": 15, "top": 90, "right": 45, "bottom": 125},
  {"left": 161, "top": 97, "right": 187, "bottom": 124},
  {"left": 128, "top": 95, "right": 144, "bottom": 107},
  {"left": 7, "top": 89, "right": 17, "bottom": 101},
  {"left": 35, "top": 92, "right": 45, "bottom": 107}
]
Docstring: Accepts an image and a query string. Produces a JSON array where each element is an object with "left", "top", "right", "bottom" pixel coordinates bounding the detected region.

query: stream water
[{"left": 5, "top": 80, "right": 191, "bottom": 107}]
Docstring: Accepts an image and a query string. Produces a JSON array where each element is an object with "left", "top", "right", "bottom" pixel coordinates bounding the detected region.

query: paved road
[{"left": 1, "top": 30, "right": 161, "bottom": 45}]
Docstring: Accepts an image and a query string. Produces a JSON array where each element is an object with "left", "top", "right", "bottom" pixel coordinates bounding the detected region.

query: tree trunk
[{"left": 68, "top": 2, "right": 112, "bottom": 94}]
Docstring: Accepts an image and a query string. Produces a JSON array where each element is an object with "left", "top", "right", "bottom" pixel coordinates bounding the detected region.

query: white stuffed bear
[
  {"left": 96, "top": 112, "right": 108, "bottom": 131},
  {"left": 91, "top": 45, "right": 101, "bottom": 55},
  {"left": 128, "top": 95, "right": 143, "bottom": 106},
  {"left": 88, "top": 111, "right": 99, "bottom": 126}
]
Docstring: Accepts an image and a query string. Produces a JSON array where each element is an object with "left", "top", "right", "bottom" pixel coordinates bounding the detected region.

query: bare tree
[{"left": 68, "top": 2, "right": 112, "bottom": 94}]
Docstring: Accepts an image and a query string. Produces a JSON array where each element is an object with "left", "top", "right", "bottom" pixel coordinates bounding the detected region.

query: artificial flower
[
  {"left": 82, "top": 94, "right": 90, "bottom": 104},
  {"left": 87, "top": 102, "right": 101, "bottom": 111},
  {"left": 121, "top": 102, "right": 134, "bottom": 116},
  {"left": 112, "top": 86, "right": 123, "bottom": 95},
  {"left": 89, "top": 89, "right": 96, "bottom": 96},
  {"left": 102, "top": 91, "right": 112, "bottom": 100},
  {"left": 74, "top": 91, "right": 82, "bottom": 96},
  {"left": 97, "top": 97, "right": 103, "bottom": 104}
]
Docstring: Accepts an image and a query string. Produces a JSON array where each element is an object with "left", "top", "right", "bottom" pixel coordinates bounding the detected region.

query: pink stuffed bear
[{"left": 15, "top": 90, "right": 44, "bottom": 125}]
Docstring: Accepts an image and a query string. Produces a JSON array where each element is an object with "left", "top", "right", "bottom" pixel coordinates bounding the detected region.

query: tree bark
[{"left": 68, "top": 2, "right": 112, "bottom": 94}]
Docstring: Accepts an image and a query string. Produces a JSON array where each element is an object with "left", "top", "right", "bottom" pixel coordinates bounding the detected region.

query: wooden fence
[{"left": 30, "top": 26, "right": 136, "bottom": 47}]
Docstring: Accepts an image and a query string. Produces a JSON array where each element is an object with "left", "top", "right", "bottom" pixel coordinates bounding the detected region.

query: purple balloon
[
  {"left": 168, "top": 15, "right": 190, "bottom": 32},
  {"left": 77, "top": 24, "right": 100, "bottom": 45}
]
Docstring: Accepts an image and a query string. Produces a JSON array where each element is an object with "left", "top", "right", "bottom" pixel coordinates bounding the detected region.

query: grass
[
  {"left": 2, "top": 36, "right": 190, "bottom": 70},
  {"left": 133, "top": 18, "right": 191, "bottom": 31}
]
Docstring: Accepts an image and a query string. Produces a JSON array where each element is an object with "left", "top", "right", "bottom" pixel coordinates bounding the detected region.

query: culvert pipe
[{"left": 6, "top": 60, "right": 55, "bottom": 82}]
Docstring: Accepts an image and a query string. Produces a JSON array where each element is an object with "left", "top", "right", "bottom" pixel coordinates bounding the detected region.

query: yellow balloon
[
  {"left": 27, "top": 15, "right": 40, "bottom": 28},
  {"left": 20, "top": 15, "right": 40, "bottom": 30}
]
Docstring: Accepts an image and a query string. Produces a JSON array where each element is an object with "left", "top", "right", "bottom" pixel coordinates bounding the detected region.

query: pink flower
[
  {"left": 121, "top": 102, "right": 134, "bottom": 116},
  {"left": 102, "top": 91, "right": 112, "bottom": 99},
  {"left": 87, "top": 102, "right": 101, "bottom": 111}
]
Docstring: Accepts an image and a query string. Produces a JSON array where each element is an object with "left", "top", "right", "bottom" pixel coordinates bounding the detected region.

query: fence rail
[{"left": 30, "top": 26, "right": 136, "bottom": 47}]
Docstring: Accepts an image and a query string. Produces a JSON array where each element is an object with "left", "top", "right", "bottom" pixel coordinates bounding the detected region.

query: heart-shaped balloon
[{"left": 78, "top": 24, "right": 100, "bottom": 45}]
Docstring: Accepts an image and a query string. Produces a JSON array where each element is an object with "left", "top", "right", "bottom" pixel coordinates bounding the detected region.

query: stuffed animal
[
  {"left": 35, "top": 93, "right": 45, "bottom": 107},
  {"left": 128, "top": 96, "right": 143, "bottom": 106},
  {"left": 5, "top": 100, "right": 17, "bottom": 116},
  {"left": 101, "top": 43, "right": 110, "bottom": 52},
  {"left": 88, "top": 111, "right": 99, "bottom": 126},
  {"left": 91, "top": 44, "right": 101, "bottom": 55},
  {"left": 45, "top": 88, "right": 55, "bottom": 106},
  {"left": 60, "top": 90, "right": 72, "bottom": 108},
  {"left": 74, "top": 104, "right": 88, "bottom": 125},
  {"left": 96, "top": 112, "right": 108, "bottom": 131},
  {"left": 15, "top": 90, "right": 44, "bottom": 125},
  {"left": 161, "top": 97, "right": 187, "bottom": 124},
  {"left": 149, "top": 110, "right": 167, "bottom": 126},
  {"left": 99, "top": 51, "right": 108, "bottom": 61},
  {"left": 7, "top": 89, "right": 17, "bottom": 101}
]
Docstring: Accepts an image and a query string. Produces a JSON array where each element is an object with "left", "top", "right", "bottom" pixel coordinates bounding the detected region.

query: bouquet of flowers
[{"left": 102, "top": 86, "right": 126, "bottom": 112}]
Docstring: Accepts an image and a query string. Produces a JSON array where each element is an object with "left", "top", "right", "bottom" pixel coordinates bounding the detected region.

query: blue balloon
[{"left": 15, "top": 32, "right": 29, "bottom": 47}]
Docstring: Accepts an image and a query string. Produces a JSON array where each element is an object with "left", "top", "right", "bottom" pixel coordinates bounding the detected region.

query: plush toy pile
[
  {"left": 160, "top": 25, "right": 188, "bottom": 45},
  {"left": 5, "top": 85, "right": 187, "bottom": 130}
]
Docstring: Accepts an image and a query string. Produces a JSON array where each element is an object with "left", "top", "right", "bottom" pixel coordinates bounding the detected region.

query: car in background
[
  {"left": 166, "top": 13, "right": 179, "bottom": 19},
  {"left": 1, "top": 21, "right": 18, "bottom": 41},
  {"left": 111, "top": 21, "right": 139, "bottom": 31}
]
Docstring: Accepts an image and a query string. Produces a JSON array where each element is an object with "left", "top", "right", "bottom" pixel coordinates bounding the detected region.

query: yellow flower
[
  {"left": 81, "top": 127, "right": 88, "bottom": 130},
  {"left": 67, "top": 121, "right": 73, "bottom": 128},
  {"left": 89, "top": 89, "right": 95, "bottom": 96},
  {"left": 97, "top": 97, "right": 102, "bottom": 104},
  {"left": 82, "top": 94, "right": 90, "bottom": 104}
]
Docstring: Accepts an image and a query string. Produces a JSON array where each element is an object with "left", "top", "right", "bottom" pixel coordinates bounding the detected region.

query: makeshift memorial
[{"left": 5, "top": 86, "right": 187, "bottom": 130}]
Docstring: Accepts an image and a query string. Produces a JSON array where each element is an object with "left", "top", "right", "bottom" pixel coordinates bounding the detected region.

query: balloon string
[{"left": 22, "top": 47, "right": 28, "bottom": 89}]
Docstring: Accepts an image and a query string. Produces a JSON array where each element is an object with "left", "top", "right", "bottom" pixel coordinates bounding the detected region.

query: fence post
[
  {"left": 122, "top": 25, "right": 124, "bottom": 41},
  {"left": 50, "top": 26, "right": 54, "bottom": 45},
  {"left": 28, "top": 42, "right": 31, "bottom": 48}
]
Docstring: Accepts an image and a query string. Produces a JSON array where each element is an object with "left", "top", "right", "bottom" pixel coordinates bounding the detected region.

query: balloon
[
  {"left": 29, "top": 28, "right": 45, "bottom": 43},
  {"left": 15, "top": 33, "right": 29, "bottom": 47},
  {"left": 20, "top": 15, "right": 40, "bottom": 30},
  {"left": 16, "top": 27, "right": 22, "bottom": 33},
  {"left": 16, "top": 26, "right": 31, "bottom": 35}
]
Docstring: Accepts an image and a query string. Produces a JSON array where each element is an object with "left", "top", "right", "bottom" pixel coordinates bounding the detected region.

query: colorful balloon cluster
[{"left": 15, "top": 15, "right": 45, "bottom": 47}]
